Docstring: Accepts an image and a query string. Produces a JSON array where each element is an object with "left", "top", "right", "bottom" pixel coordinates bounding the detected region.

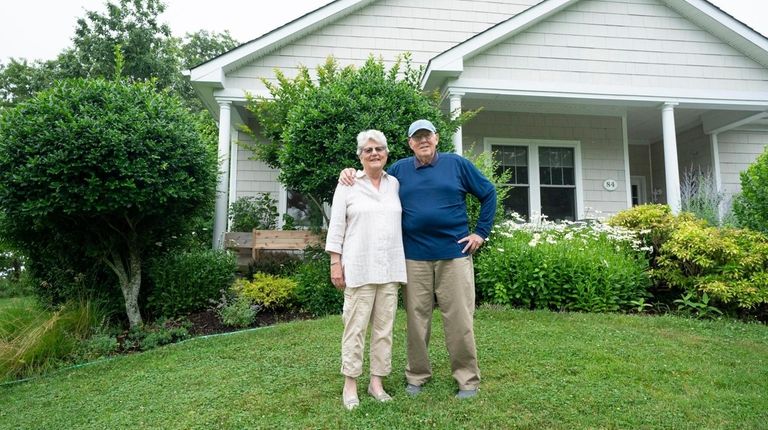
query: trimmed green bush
[
  {"left": 733, "top": 147, "right": 768, "bottom": 234},
  {"left": 147, "top": 249, "right": 236, "bottom": 318},
  {"left": 234, "top": 272, "right": 297, "bottom": 310},
  {"left": 476, "top": 220, "right": 651, "bottom": 312},
  {"left": 654, "top": 220, "right": 768, "bottom": 314},
  {"left": 293, "top": 247, "right": 342, "bottom": 317}
]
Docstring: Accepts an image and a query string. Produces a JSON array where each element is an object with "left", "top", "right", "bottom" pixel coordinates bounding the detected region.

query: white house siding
[
  {"left": 459, "top": 0, "right": 768, "bottom": 98},
  {"left": 233, "top": 130, "right": 281, "bottom": 200},
  {"left": 465, "top": 111, "right": 627, "bottom": 216},
  {"left": 227, "top": 0, "right": 539, "bottom": 91},
  {"left": 675, "top": 124, "right": 712, "bottom": 178},
  {"left": 717, "top": 129, "right": 768, "bottom": 201}
]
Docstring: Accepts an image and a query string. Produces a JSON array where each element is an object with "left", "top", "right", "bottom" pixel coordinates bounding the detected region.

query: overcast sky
[{"left": 1, "top": 0, "right": 767, "bottom": 62}]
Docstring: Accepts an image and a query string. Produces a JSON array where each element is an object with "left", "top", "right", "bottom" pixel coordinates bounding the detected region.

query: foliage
[
  {"left": 0, "top": 58, "right": 63, "bottom": 109},
  {"left": 733, "top": 147, "right": 768, "bottom": 234},
  {"left": 293, "top": 247, "right": 342, "bottom": 316},
  {"left": 0, "top": 299, "right": 104, "bottom": 381},
  {"left": 0, "top": 3, "right": 237, "bottom": 111},
  {"left": 680, "top": 166, "right": 723, "bottom": 226},
  {"left": 228, "top": 194, "right": 278, "bottom": 232},
  {"left": 233, "top": 273, "right": 297, "bottom": 310},
  {"left": 673, "top": 291, "right": 723, "bottom": 320},
  {"left": 247, "top": 252, "right": 302, "bottom": 277},
  {"left": 475, "top": 218, "right": 651, "bottom": 312},
  {"left": 653, "top": 220, "right": 768, "bottom": 313},
  {"left": 75, "top": 331, "right": 120, "bottom": 362},
  {"left": 2, "top": 309, "right": 768, "bottom": 428},
  {"left": 213, "top": 291, "right": 259, "bottom": 328},
  {"left": 147, "top": 249, "right": 236, "bottom": 318},
  {"left": 125, "top": 317, "right": 191, "bottom": 351},
  {"left": 242, "top": 54, "right": 474, "bottom": 220},
  {"left": 0, "top": 78, "right": 219, "bottom": 327},
  {"left": 607, "top": 204, "right": 699, "bottom": 257},
  {"left": 464, "top": 146, "right": 511, "bottom": 231},
  {"left": 57, "top": 0, "right": 178, "bottom": 90}
]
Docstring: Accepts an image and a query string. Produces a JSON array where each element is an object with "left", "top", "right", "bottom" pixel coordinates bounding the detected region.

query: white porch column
[
  {"left": 449, "top": 91, "right": 464, "bottom": 155},
  {"left": 213, "top": 101, "right": 232, "bottom": 249},
  {"left": 661, "top": 102, "right": 681, "bottom": 214}
]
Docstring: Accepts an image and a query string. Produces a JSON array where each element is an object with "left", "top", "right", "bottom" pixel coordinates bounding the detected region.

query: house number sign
[{"left": 603, "top": 179, "right": 617, "bottom": 191}]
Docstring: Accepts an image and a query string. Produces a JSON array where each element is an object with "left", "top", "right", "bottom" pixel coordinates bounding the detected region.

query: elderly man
[{"left": 341, "top": 119, "right": 496, "bottom": 399}]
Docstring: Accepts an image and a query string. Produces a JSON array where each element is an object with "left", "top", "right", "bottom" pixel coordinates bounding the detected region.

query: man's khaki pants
[
  {"left": 404, "top": 257, "right": 480, "bottom": 390},
  {"left": 341, "top": 283, "right": 399, "bottom": 378}
]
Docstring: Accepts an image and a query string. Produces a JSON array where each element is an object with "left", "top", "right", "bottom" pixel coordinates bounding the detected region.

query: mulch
[{"left": 186, "top": 308, "right": 313, "bottom": 337}]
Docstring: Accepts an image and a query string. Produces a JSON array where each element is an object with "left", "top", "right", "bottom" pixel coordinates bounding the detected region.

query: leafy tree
[
  {"left": 0, "top": 58, "right": 62, "bottom": 109},
  {"left": 0, "top": 1, "right": 238, "bottom": 112},
  {"left": 733, "top": 147, "right": 768, "bottom": 234},
  {"left": 0, "top": 78, "right": 218, "bottom": 327},
  {"left": 242, "top": 54, "right": 474, "bottom": 222},
  {"left": 57, "top": 0, "right": 178, "bottom": 89}
]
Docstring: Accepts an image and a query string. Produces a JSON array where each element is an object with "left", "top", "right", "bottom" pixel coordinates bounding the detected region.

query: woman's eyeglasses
[{"left": 362, "top": 146, "right": 387, "bottom": 154}]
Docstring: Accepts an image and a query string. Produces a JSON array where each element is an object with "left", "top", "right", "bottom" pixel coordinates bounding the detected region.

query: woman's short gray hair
[{"left": 356, "top": 129, "right": 388, "bottom": 156}]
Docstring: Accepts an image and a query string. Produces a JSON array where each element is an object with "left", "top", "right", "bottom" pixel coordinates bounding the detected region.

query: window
[
  {"left": 492, "top": 145, "right": 529, "bottom": 220},
  {"left": 539, "top": 147, "right": 575, "bottom": 221},
  {"left": 486, "top": 139, "right": 582, "bottom": 221}
]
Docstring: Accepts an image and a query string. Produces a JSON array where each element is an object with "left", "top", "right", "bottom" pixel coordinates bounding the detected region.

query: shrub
[
  {"left": 228, "top": 194, "right": 279, "bottom": 232},
  {"left": 234, "top": 273, "right": 297, "bottom": 310},
  {"left": 607, "top": 204, "right": 701, "bottom": 257},
  {"left": 293, "top": 247, "right": 342, "bottom": 316},
  {"left": 464, "top": 147, "right": 511, "bottom": 231},
  {"left": 653, "top": 220, "right": 768, "bottom": 314},
  {"left": 215, "top": 295, "right": 259, "bottom": 328},
  {"left": 147, "top": 249, "right": 237, "bottom": 318},
  {"left": 0, "top": 299, "right": 104, "bottom": 381},
  {"left": 125, "top": 318, "right": 191, "bottom": 351},
  {"left": 0, "top": 78, "right": 218, "bottom": 328},
  {"left": 733, "top": 148, "right": 768, "bottom": 234},
  {"left": 247, "top": 251, "right": 302, "bottom": 277},
  {"left": 475, "top": 219, "right": 651, "bottom": 312}
]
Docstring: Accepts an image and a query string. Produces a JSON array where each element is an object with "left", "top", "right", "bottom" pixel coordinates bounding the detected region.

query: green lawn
[{"left": 1, "top": 307, "right": 766, "bottom": 429}]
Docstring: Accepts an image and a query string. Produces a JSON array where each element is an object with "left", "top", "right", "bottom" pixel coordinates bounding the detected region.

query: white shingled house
[{"left": 189, "top": 0, "right": 768, "bottom": 247}]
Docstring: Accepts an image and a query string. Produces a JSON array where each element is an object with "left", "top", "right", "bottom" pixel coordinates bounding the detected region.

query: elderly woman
[{"left": 325, "top": 129, "right": 407, "bottom": 410}]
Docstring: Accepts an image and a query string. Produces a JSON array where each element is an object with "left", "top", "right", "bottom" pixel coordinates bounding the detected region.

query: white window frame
[{"left": 484, "top": 138, "right": 584, "bottom": 220}]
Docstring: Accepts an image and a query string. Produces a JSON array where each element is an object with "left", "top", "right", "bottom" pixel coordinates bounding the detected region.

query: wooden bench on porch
[{"left": 224, "top": 229, "right": 324, "bottom": 270}]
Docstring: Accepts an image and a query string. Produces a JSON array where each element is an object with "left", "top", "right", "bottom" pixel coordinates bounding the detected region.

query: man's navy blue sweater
[{"left": 388, "top": 152, "right": 497, "bottom": 261}]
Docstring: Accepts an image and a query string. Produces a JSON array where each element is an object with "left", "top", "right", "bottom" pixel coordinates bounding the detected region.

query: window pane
[
  {"left": 492, "top": 145, "right": 528, "bottom": 185},
  {"left": 502, "top": 186, "right": 529, "bottom": 220},
  {"left": 539, "top": 147, "right": 574, "bottom": 186},
  {"left": 541, "top": 187, "right": 575, "bottom": 221}
]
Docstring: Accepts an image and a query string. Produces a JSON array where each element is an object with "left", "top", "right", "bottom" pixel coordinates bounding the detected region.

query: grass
[
  {"left": 0, "top": 297, "right": 102, "bottom": 381},
  {"left": 0, "top": 306, "right": 766, "bottom": 429}
]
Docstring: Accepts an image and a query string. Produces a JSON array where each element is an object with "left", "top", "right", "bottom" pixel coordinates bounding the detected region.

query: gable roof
[
  {"left": 422, "top": 0, "right": 768, "bottom": 91},
  {"left": 190, "top": 0, "right": 372, "bottom": 87}
]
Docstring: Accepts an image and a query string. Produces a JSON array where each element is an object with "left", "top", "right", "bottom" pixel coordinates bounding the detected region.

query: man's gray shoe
[
  {"left": 405, "top": 384, "right": 422, "bottom": 396},
  {"left": 456, "top": 389, "right": 478, "bottom": 399}
]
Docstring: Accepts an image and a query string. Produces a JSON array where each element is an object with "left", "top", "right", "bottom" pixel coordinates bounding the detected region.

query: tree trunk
[{"left": 105, "top": 240, "right": 143, "bottom": 328}]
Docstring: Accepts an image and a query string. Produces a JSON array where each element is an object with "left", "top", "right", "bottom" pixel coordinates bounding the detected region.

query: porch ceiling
[{"left": 457, "top": 94, "right": 765, "bottom": 144}]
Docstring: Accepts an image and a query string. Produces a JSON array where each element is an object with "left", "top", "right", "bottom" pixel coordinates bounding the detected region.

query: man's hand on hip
[{"left": 458, "top": 233, "right": 485, "bottom": 254}]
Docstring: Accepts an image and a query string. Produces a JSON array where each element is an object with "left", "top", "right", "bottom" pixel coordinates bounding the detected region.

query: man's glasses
[
  {"left": 410, "top": 132, "right": 433, "bottom": 142},
  {"left": 362, "top": 146, "right": 387, "bottom": 154}
]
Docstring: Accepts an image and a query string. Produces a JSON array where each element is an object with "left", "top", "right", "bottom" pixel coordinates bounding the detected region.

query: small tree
[
  {"left": 0, "top": 78, "right": 218, "bottom": 327},
  {"left": 733, "top": 148, "right": 768, "bottom": 234},
  {"left": 242, "top": 54, "right": 474, "bottom": 222}
]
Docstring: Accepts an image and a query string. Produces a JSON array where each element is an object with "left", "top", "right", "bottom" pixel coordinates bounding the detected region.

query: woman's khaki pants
[{"left": 341, "top": 283, "right": 399, "bottom": 378}]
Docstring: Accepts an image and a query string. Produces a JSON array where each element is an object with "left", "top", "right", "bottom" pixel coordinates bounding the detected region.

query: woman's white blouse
[{"left": 325, "top": 170, "right": 407, "bottom": 288}]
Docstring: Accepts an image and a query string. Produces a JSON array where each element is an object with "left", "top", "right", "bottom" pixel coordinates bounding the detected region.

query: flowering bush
[{"left": 475, "top": 215, "right": 651, "bottom": 312}]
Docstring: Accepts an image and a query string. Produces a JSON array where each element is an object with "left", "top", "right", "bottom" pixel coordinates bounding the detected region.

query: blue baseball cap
[{"left": 408, "top": 119, "right": 436, "bottom": 137}]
